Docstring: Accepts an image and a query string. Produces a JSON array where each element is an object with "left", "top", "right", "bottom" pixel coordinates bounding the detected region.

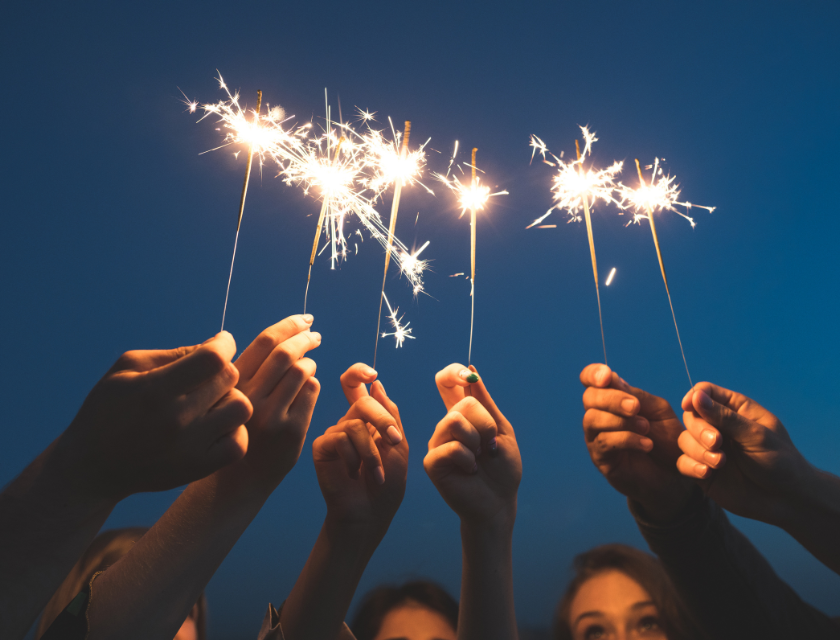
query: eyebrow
[
  {"left": 574, "top": 601, "right": 657, "bottom": 625},
  {"left": 382, "top": 638, "right": 453, "bottom": 640},
  {"left": 631, "top": 600, "right": 656, "bottom": 610}
]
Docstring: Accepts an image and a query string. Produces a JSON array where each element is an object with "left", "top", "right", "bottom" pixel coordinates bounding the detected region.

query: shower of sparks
[
  {"left": 398, "top": 240, "right": 431, "bottom": 294},
  {"left": 527, "top": 127, "right": 623, "bottom": 228},
  {"left": 380, "top": 292, "right": 414, "bottom": 348},
  {"left": 618, "top": 157, "right": 716, "bottom": 228},
  {"left": 605, "top": 267, "right": 616, "bottom": 286}
]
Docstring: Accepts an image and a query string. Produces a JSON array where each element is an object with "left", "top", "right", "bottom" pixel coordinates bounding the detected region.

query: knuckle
[
  {"left": 200, "top": 347, "right": 229, "bottom": 375},
  {"left": 254, "top": 329, "right": 280, "bottom": 353}
]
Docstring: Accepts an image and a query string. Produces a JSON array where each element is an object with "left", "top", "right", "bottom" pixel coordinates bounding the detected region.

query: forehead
[
  {"left": 374, "top": 603, "right": 457, "bottom": 640},
  {"left": 569, "top": 570, "right": 653, "bottom": 618}
]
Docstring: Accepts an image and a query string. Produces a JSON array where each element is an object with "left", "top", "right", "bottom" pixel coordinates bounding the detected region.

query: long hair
[
  {"left": 35, "top": 527, "right": 207, "bottom": 640},
  {"left": 553, "top": 544, "right": 700, "bottom": 640},
  {"left": 351, "top": 580, "right": 459, "bottom": 640}
]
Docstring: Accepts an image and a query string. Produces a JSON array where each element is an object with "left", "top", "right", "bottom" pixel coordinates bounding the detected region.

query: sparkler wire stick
[
  {"left": 468, "top": 147, "right": 477, "bottom": 365},
  {"left": 221, "top": 90, "right": 262, "bottom": 331},
  {"left": 373, "top": 121, "right": 411, "bottom": 369},
  {"left": 634, "top": 159, "right": 693, "bottom": 387},
  {"left": 576, "top": 139, "right": 607, "bottom": 364},
  {"left": 303, "top": 137, "right": 346, "bottom": 314}
]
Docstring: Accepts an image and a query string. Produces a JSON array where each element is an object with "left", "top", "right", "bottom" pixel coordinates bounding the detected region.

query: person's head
[
  {"left": 351, "top": 580, "right": 459, "bottom": 640},
  {"left": 554, "top": 544, "right": 697, "bottom": 640},
  {"left": 36, "top": 527, "right": 206, "bottom": 640}
]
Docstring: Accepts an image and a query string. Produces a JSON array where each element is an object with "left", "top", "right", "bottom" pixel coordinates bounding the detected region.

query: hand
[
  {"left": 233, "top": 315, "right": 321, "bottom": 487},
  {"left": 580, "top": 363, "right": 694, "bottom": 522},
  {"left": 57, "top": 332, "right": 253, "bottom": 500},
  {"left": 677, "top": 382, "right": 812, "bottom": 526},
  {"left": 424, "top": 364, "right": 521, "bottom": 528},
  {"left": 312, "top": 364, "right": 408, "bottom": 536}
]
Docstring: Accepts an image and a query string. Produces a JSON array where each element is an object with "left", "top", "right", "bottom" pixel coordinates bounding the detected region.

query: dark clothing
[
  {"left": 631, "top": 492, "right": 840, "bottom": 640},
  {"left": 257, "top": 603, "right": 356, "bottom": 640}
]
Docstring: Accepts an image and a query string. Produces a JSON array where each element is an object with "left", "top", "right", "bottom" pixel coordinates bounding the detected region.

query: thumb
[{"left": 693, "top": 389, "right": 754, "bottom": 442}]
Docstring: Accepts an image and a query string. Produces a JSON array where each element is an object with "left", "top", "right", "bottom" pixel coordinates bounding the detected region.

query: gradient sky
[{"left": 3, "top": 1, "right": 840, "bottom": 637}]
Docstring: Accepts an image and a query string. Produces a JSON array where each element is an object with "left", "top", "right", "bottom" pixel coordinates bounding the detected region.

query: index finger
[
  {"left": 235, "top": 315, "right": 314, "bottom": 382},
  {"left": 340, "top": 363, "right": 378, "bottom": 404},
  {"left": 463, "top": 365, "right": 513, "bottom": 437},
  {"left": 149, "top": 332, "right": 237, "bottom": 395},
  {"left": 435, "top": 363, "right": 475, "bottom": 410},
  {"left": 344, "top": 395, "right": 401, "bottom": 445},
  {"left": 580, "top": 363, "right": 614, "bottom": 388}
]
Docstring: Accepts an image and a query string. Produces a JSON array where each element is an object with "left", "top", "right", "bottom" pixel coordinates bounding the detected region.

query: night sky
[{"left": 3, "top": 1, "right": 840, "bottom": 637}]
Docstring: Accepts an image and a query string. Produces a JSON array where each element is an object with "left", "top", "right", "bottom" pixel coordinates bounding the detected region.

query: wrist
[
  {"left": 633, "top": 480, "right": 698, "bottom": 526},
  {"left": 44, "top": 434, "right": 122, "bottom": 509},
  {"left": 323, "top": 512, "right": 391, "bottom": 551},
  {"left": 460, "top": 502, "right": 516, "bottom": 547},
  {"left": 778, "top": 464, "right": 840, "bottom": 533}
]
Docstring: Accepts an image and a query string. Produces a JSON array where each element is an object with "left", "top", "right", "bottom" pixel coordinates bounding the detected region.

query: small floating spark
[
  {"left": 605, "top": 267, "right": 616, "bottom": 286},
  {"left": 380, "top": 292, "right": 414, "bottom": 348}
]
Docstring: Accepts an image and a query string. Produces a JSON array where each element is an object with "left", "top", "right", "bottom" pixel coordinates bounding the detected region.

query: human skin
[
  {"left": 677, "top": 382, "right": 840, "bottom": 576},
  {"left": 278, "top": 363, "right": 408, "bottom": 640},
  {"left": 373, "top": 603, "right": 458, "bottom": 640},
  {"left": 0, "top": 332, "right": 251, "bottom": 640},
  {"left": 84, "top": 316, "right": 320, "bottom": 640},
  {"left": 425, "top": 364, "right": 522, "bottom": 640},
  {"left": 568, "top": 570, "right": 666, "bottom": 640}
]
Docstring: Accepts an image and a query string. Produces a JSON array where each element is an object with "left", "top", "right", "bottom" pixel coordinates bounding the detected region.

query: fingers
[
  {"left": 149, "top": 332, "right": 237, "bottom": 395},
  {"left": 340, "top": 363, "right": 378, "bottom": 404},
  {"left": 678, "top": 430, "right": 726, "bottom": 469},
  {"left": 342, "top": 419, "right": 385, "bottom": 484},
  {"left": 580, "top": 363, "right": 614, "bottom": 388},
  {"left": 590, "top": 430, "right": 654, "bottom": 458},
  {"left": 370, "top": 381, "right": 404, "bottom": 444},
  {"left": 184, "top": 362, "right": 241, "bottom": 418},
  {"left": 582, "top": 386, "right": 642, "bottom": 418},
  {"left": 315, "top": 431, "right": 363, "bottom": 479},
  {"left": 266, "top": 357, "right": 318, "bottom": 415},
  {"left": 287, "top": 377, "right": 321, "bottom": 426},
  {"left": 430, "top": 411, "right": 481, "bottom": 452},
  {"left": 464, "top": 365, "right": 512, "bottom": 437},
  {"left": 246, "top": 331, "right": 321, "bottom": 400},
  {"left": 235, "top": 315, "right": 315, "bottom": 382},
  {"left": 448, "top": 396, "right": 498, "bottom": 450},
  {"left": 198, "top": 388, "right": 254, "bottom": 442},
  {"left": 435, "top": 363, "right": 471, "bottom": 410},
  {"left": 204, "top": 425, "right": 250, "bottom": 472},
  {"left": 677, "top": 453, "right": 712, "bottom": 480},
  {"left": 683, "top": 410, "right": 723, "bottom": 452},
  {"left": 689, "top": 388, "right": 754, "bottom": 442},
  {"left": 583, "top": 408, "right": 650, "bottom": 443},
  {"left": 344, "top": 396, "right": 402, "bottom": 446},
  {"left": 424, "top": 440, "right": 478, "bottom": 476}
]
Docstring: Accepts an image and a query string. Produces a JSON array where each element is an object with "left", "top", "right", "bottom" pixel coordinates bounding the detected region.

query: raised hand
[
  {"left": 580, "top": 363, "right": 694, "bottom": 523},
  {"left": 59, "top": 331, "right": 253, "bottom": 499},
  {"left": 234, "top": 314, "right": 321, "bottom": 487},
  {"left": 425, "top": 364, "right": 521, "bottom": 528},
  {"left": 313, "top": 363, "right": 408, "bottom": 531}
]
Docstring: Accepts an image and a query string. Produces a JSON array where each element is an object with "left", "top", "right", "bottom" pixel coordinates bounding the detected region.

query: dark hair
[
  {"left": 553, "top": 544, "right": 700, "bottom": 640},
  {"left": 36, "top": 527, "right": 207, "bottom": 640},
  {"left": 351, "top": 580, "right": 459, "bottom": 640}
]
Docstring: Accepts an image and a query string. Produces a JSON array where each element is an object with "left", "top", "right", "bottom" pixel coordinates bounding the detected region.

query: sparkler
[
  {"left": 435, "top": 148, "right": 508, "bottom": 364},
  {"left": 620, "top": 158, "right": 715, "bottom": 387},
  {"left": 528, "top": 127, "right": 623, "bottom": 364},
  {"left": 380, "top": 292, "right": 414, "bottom": 347}
]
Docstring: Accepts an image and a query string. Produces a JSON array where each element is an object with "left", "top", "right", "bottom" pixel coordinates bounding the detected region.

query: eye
[
  {"left": 583, "top": 625, "right": 607, "bottom": 639},
  {"left": 638, "top": 615, "right": 662, "bottom": 634}
]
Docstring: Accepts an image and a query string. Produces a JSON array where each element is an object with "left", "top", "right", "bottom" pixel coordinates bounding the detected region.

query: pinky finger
[
  {"left": 593, "top": 430, "right": 654, "bottom": 456},
  {"left": 676, "top": 454, "right": 711, "bottom": 480}
]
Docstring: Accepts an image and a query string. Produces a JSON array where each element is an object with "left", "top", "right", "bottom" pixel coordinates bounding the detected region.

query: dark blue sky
[{"left": 3, "top": 1, "right": 839, "bottom": 637}]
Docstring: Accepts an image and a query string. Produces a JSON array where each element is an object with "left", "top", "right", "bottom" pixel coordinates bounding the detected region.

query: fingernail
[
  {"left": 386, "top": 425, "right": 402, "bottom": 445},
  {"left": 704, "top": 451, "right": 722, "bottom": 466},
  {"left": 702, "top": 430, "right": 717, "bottom": 448},
  {"left": 618, "top": 377, "right": 629, "bottom": 388},
  {"left": 697, "top": 390, "right": 713, "bottom": 411},
  {"left": 621, "top": 398, "right": 638, "bottom": 414},
  {"left": 640, "top": 437, "right": 653, "bottom": 450},
  {"left": 365, "top": 367, "right": 377, "bottom": 377},
  {"left": 311, "top": 332, "right": 322, "bottom": 343},
  {"left": 595, "top": 365, "right": 610, "bottom": 385},
  {"left": 373, "top": 466, "right": 385, "bottom": 485},
  {"left": 471, "top": 462, "right": 479, "bottom": 474},
  {"left": 459, "top": 369, "right": 480, "bottom": 383},
  {"left": 694, "top": 463, "right": 708, "bottom": 477},
  {"left": 635, "top": 417, "right": 650, "bottom": 435},
  {"left": 302, "top": 314, "right": 314, "bottom": 323},
  {"left": 489, "top": 437, "right": 498, "bottom": 455}
]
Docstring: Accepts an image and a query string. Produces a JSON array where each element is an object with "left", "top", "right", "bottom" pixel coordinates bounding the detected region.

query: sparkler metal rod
[
  {"left": 373, "top": 121, "right": 411, "bottom": 369},
  {"left": 576, "top": 139, "right": 607, "bottom": 365},
  {"left": 468, "top": 147, "right": 477, "bottom": 365},
  {"left": 635, "top": 159, "right": 693, "bottom": 387},
  {"left": 303, "top": 137, "right": 345, "bottom": 314},
  {"left": 221, "top": 90, "right": 262, "bottom": 332}
]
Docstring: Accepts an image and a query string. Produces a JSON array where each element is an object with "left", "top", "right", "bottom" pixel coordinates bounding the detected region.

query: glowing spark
[
  {"left": 179, "top": 88, "right": 199, "bottom": 113},
  {"left": 605, "top": 267, "right": 616, "bottom": 286},
  {"left": 618, "top": 157, "right": 715, "bottom": 229},
  {"left": 380, "top": 292, "right": 414, "bottom": 348}
]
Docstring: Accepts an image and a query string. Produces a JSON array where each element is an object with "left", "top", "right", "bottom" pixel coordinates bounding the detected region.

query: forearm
[
  {"left": 87, "top": 465, "right": 275, "bottom": 640},
  {"left": 0, "top": 439, "right": 116, "bottom": 640},
  {"left": 279, "top": 517, "right": 382, "bottom": 640},
  {"left": 781, "top": 467, "right": 840, "bottom": 576},
  {"left": 458, "top": 514, "right": 518, "bottom": 640}
]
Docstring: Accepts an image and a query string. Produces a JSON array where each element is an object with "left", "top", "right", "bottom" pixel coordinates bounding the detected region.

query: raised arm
[
  {"left": 276, "top": 363, "right": 408, "bottom": 640},
  {"left": 79, "top": 316, "right": 320, "bottom": 640},
  {"left": 1, "top": 332, "right": 248, "bottom": 640},
  {"left": 425, "top": 364, "right": 522, "bottom": 640},
  {"left": 677, "top": 382, "right": 840, "bottom": 576}
]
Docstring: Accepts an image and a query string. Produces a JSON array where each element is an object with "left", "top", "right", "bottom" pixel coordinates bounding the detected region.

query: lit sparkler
[
  {"left": 380, "top": 292, "right": 414, "bottom": 348},
  {"left": 435, "top": 148, "right": 509, "bottom": 364},
  {"left": 528, "top": 127, "right": 623, "bottom": 364},
  {"left": 619, "top": 158, "right": 715, "bottom": 387}
]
